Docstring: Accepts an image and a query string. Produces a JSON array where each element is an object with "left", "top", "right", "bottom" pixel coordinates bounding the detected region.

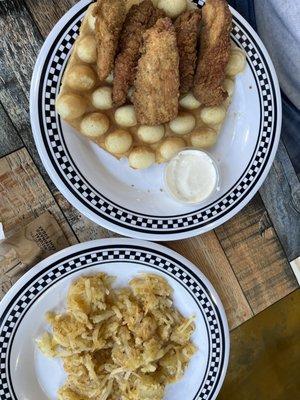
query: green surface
[{"left": 219, "top": 289, "right": 300, "bottom": 400}]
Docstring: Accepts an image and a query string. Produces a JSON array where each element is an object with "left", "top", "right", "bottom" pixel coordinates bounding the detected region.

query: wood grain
[
  {"left": 0, "top": 148, "right": 77, "bottom": 245},
  {"left": 0, "top": 0, "right": 41, "bottom": 94},
  {"left": 167, "top": 232, "right": 254, "bottom": 330},
  {"left": 25, "top": 0, "right": 78, "bottom": 37},
  {"left": 0, "top": 0, "right": 53, "bottom": 188},
  {"left": 54, "top": 190, "right": 119, "bottom": 242},
  {"left": 260, "top": 140, "right": 300, "bottom": 262},
  {"left": 0, "top": 103, "right": 23, "bottom": 157},
  {"left": 216, "top": 194, "right": 298, "bottom": 314}
]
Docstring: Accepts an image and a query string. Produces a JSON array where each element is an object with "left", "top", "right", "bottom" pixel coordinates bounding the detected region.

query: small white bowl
[{"left": 164, "top": 148, "right": 220, "bottom": 204}]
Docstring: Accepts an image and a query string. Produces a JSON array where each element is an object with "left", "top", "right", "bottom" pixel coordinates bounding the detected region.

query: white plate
[
  {"left": 0, "top": 238, "right": 229, "bottom": 400},
  {"left": 30, "top": 0, "right": 281, "bottom": 240}
]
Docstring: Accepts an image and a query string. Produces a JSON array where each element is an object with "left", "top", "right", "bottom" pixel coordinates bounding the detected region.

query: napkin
[{"left": 0, "top": 212, "right": 68, "bottom": 299}]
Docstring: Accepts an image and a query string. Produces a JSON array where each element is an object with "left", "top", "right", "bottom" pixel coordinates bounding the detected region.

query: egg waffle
[{"left": 56, "top": 0, "right": 246, "bottom": 169}]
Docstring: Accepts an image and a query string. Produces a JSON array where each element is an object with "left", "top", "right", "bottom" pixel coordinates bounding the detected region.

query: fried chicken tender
[
  {"left": 93, "top": 0, "right": 126, "bottom": 81},
  {"left": 147, "top": 6, "right": 166, "bottom": 27},
  {"left": 134, "top": 18, "right": 179, "bottom": 125},
  {"left": 113, "top": 0, "right": 165, "bottom": 107},
  {"left": 174, "top": 9, "right": 201, "bottom": 94},
  {"left": 193, "top": 0, "right": 232, "bottom": 106}
]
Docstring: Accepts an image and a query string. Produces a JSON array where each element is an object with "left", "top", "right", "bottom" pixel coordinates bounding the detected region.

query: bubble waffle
[{"left": 56, "top": 1, "right": 246, "bottom": 169}]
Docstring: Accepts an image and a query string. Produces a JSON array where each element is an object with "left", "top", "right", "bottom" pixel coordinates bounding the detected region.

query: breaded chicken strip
[
  {"left": 174, "top": 9, "right": 201, "bottom": 94},
  {"left": 93, "top": 0, "right": 126, "bottom": 81},
  {"left": 134, "top": 18, "right": 179, "bottom": 125},
  {"left": 193, "top": 0, "right": 232, "bottom": 106},
  {"left": 147, "top": 6, "right": 166, "bottom": 27},
  {"left": 113, "top": 0, "right": 164, "bottom": 107}
]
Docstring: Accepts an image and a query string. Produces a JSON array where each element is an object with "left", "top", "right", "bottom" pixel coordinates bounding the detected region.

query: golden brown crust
[
  {"left": 174, "top": 9, "right": 201, "bottom": 94},
  {"left": 147, "top": 6, "right": 166, "bottom": 27},
  {"left": 94, "top": 0, "right": 126, "bottom": 81},
  {"left": 133, "top": 18, "right": 180, "bottom": 126},
  {"left": 113, "top": 0, "right": 165, "bottom": 107},
  {"left": 193, "top": 0, "right": 232, "bottom": 106}
]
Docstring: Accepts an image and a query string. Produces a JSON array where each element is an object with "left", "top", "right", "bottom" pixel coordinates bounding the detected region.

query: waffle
[{"left": 56, "top": 0, "right": 246, "bottom": 169}]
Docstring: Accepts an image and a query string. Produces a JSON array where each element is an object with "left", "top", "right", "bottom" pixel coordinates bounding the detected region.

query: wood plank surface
[
  {"left": 259, "top": 140, "right": 300, "bottom": 262},
  {"left": 53, "top": 190, "right": 119, "bottom": 242},
  {"left": 0, "top": 0, "right": 53, "bottom": 188},
  {"left": 215, "top": 194, "right": 298, "bottom": 314},
  {"left": 25, "top": 0, "right": 78, "bottom": 37},
  {"left": 0, "top": 103, "right": 23, "bottom": 157},
  {"left": 0, "top": 148, "right": 77, "bottom": 245},
  {"left": 167, "top": 232, "right": 254, "bottom": 329}
]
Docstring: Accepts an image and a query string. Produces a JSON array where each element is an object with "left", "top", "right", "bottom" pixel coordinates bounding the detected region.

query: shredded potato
[{"left": 37, "top": 274, "right": 196, "bottom": 400}]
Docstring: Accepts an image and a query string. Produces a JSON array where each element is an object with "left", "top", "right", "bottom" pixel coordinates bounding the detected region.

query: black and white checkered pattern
[
  {"left": 38, "top": 1, "right": 277, "bottom": 234},
  {"left": 0, "top": 246, "right": 225, "bottom": 400}
]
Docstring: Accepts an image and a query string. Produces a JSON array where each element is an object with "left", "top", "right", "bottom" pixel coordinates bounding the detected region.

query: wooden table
[{"left": 0, "top": 0, "right": 299, "bottom": 332}]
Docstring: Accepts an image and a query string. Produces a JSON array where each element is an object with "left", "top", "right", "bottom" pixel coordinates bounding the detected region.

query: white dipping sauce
[{"left": 165, "top": 149, "right": 218, "bottom": 203}]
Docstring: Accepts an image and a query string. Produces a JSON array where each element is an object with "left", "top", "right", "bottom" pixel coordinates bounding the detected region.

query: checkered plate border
[
  {"left": 0, "top": 244, "right": 226, "bottom": 400},
  {"left": 34, "top": 0, "right": 280, "bottom": 236}
]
